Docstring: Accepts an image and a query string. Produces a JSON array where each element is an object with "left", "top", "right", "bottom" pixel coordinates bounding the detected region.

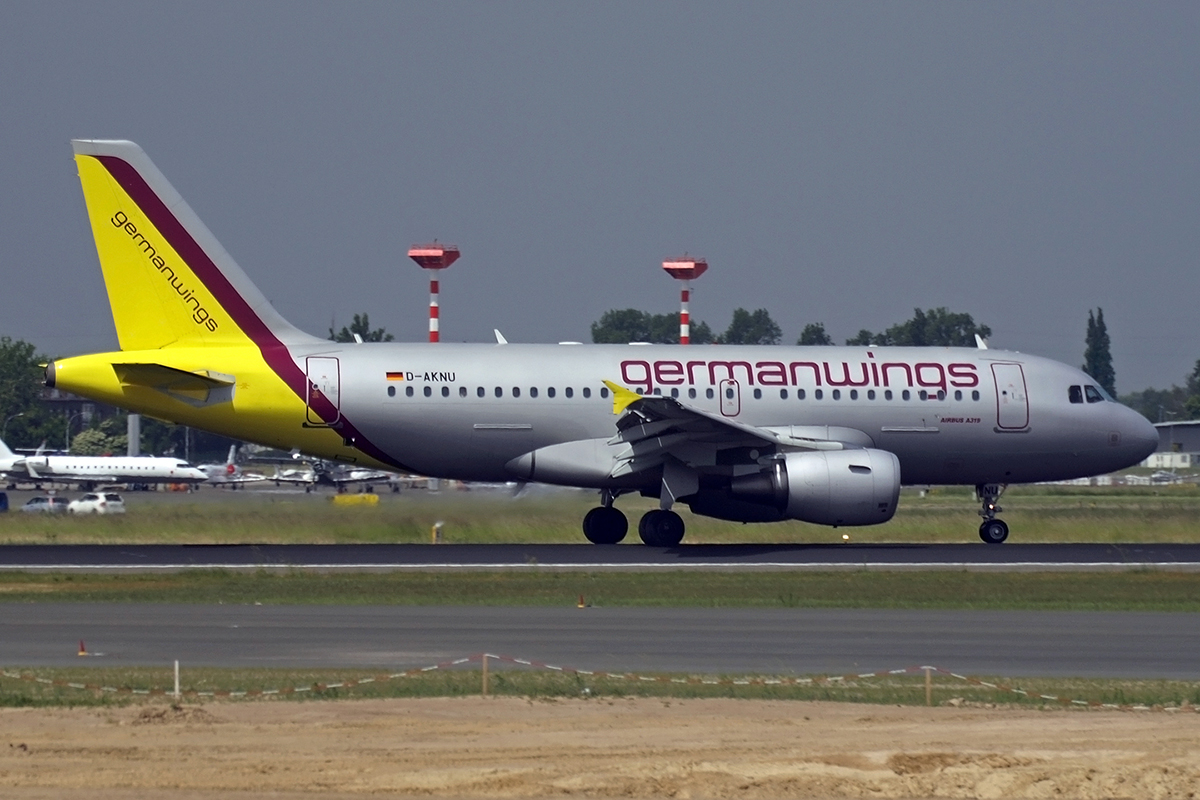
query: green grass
[
  {"left": 1, "top": 483, "right": 1199, "bottom": 545},
  {"left": 3, "top": 665, "right": 1198, "bottom": 710},
  {"left": 3, "top": 569, "right": 1200, "bottom": 610}
]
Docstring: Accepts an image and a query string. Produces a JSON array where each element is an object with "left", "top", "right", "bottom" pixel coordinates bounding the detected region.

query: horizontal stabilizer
[{"left": 114, "top": 363, "right": 236, "bottom": 408}]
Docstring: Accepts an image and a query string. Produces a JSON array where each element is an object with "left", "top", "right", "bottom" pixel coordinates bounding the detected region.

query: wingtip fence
[{"left": 3, "top": 654, "right": 1197, "bottom": 712}]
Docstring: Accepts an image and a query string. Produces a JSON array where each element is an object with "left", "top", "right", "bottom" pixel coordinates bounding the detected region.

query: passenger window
[
  {"left": 954, "top": 390, "right": 962, "bottom": 401},
  {"left": 831, "top": 389, "right": 841, "bottom": 400},
  {"left": 548, "top": 387, "right": 556, "bottom": 398},
  {"left": 688, "top": 388, "right": 696, "bottom": 399},
  {"left": 387, "top": 386, "right": 396, "bottom": 397},
  {"left": 918, "top": 390, "right": 928, "bottom": 401},
  {"left": 406, "top": 386, "right": 414, "bottom": 397},
  {"left": 937, "top": 390, "right": 945, "bottom": 401},
  {"left": 797, "top": 389, "right": 806, "bottom": 400},
  {"left": 1085, "top": 385, "right": 1104, "bottom": 403},
  {"left": 423, "top": 386, "right": 432, "bottom": 397},
  {"left": 815, "top": 389, "right": 824, "bottom": 400},
  {"left": 867, "top": 389, "right": 876, "bottom": 400},
  {"left": 512, "top": 387, "right": 521, "bottom": 398},
  {"left": 530, "top": 387, "right": 538, "bottom": 398},
  {"left": 1069, "top": 385, "right": 1083, "bottom": 403},
  {"left": 885, "top": 390, "right": 893, "bottom": 400},
  {"left": 670, "top": 388, "right": 679, "bottom": 398},
  {"left": 441, "top": 386, "right": 450, "bottom": 397},
  {"left": 583, "top": 388, "right": 591, "bottom": 398},
  {"left": 477, "top": 387, "right": 485, "bottom": 398},
  {"left": 600, "top": 387, "right": 609, "bottom": 399},
  {"left": 565, "top": 387, "right": 573, "bottom": 398},
  {"left": 753, "top": 388, "right": 762, "bottom": 399},
  {"left": 705, "top": 388, "right": 714, "bottom": 399},
  {"left": 779, "top": 389, "right": 788, "bottom": 399},
  {"left": 849, "top": 389, "right": 858, "bottom": 400},
  {"left": 902, "top": 390, "right": 911, "bottom": 401},
  {"left": 972, "top": 390, "right": 980, "bottom": 401},
  {"left": 494, "top": 387, "right": 502, "bottom": 398},
  {"left": 459, "top": 386, "right": 467, "bottom": 397},
  {"left": 726, "top": 387, "right": 735, "bottom": 399}
]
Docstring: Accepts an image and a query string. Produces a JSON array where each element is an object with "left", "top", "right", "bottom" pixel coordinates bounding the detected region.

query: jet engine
[{"left": 688, "top": 448, "right": 901, "bottom": 526}]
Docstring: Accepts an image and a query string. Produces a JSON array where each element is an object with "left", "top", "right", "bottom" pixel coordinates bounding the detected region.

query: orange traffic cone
[
  {"left": 577, "top": 595, "right": 587, "bottom": 608},
  {"left": 77, "top": 640, "right": 87, "bottom": 657}
]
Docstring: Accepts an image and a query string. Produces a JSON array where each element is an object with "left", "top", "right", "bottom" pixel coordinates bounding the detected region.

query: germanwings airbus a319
[{"left": 46, "top": 140, "right": 1158, "bottom": 545}]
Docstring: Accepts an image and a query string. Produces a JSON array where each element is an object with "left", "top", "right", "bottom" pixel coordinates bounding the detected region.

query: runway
[
  {"left": 3, "top": 604, "right": 1198, "bottom": 679},
  {"left": 1, "top": 542, "right": 1200, "bottom": 570}
]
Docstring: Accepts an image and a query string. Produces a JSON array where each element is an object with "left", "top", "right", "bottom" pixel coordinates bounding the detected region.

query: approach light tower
[
  {"left": 662, "top": 256, "right": 708, "bottom": 344},
  {"left": 408, "top": 243, "right": 460, "bottom": 342}
]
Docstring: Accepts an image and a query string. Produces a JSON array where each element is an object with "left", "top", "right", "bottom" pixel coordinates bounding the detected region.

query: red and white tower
[
  {"left": 407, "top": 243, "right": 460, "bottom": 343},
  {"left": 662, "top": 257, "right": 708, "bottom": 344}
]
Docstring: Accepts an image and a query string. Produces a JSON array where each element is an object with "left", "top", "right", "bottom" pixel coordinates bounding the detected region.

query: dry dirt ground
[{"left": 1, "top": 697, "right": 1198, "bottom": 799}]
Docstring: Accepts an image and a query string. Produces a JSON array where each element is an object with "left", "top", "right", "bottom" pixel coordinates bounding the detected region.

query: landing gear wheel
[
  {"left": 979, "top": 519, "right": 1009, "bottom": 544},
  {"left": 582, "top": 506, "right": 627, "bottom": 544},
  {"left": 638, "top": 509, "right": 685, "bottom": 547}
]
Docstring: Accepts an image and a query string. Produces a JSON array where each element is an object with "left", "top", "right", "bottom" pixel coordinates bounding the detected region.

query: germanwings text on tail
[{"left": 48, "top": 140, "right": 1158, "bottom": 546}]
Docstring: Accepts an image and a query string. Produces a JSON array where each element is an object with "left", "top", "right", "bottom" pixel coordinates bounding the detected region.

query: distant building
[{"left": 1143, "top": 420, "right": 1200, "bottom": 469}]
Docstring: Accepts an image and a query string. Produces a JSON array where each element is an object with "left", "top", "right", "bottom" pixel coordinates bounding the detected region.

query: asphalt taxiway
[{"left": 4, "top": 604, "right": 1198, "bottom": 679}]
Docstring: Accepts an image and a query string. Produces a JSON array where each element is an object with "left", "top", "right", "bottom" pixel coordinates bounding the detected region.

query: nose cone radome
[{"left": 1122, "top": 406, "right": 1159, "bottom": 464}]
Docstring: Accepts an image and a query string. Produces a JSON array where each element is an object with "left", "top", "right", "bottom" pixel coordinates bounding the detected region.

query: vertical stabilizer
[{"left": 71, "top": 139, "right": 319, "bottom": 352}]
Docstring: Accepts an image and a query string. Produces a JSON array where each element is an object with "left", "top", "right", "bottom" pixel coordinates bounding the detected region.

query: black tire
[
  {"left": 638, "top": 509, "right": 686, "bottom": 547},
  {"left": 582, "top": 506, "right": 627, "bottom": 544},
  {"left": 979, "top": 519, "right": 1009, "bottom": 544}
]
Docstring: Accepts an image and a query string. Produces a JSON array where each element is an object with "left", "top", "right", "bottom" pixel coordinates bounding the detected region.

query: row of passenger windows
[
  {"left": 386, "top": 384, "right": 982, "bottom": 402},
  {"left": 389, "top": 385, "right": 611, "bottom": 399}
]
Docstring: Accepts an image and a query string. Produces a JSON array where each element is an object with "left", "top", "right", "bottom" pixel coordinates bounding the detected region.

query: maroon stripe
[{"left": 94, "top": 155, "right": 412, "bottom": 472}]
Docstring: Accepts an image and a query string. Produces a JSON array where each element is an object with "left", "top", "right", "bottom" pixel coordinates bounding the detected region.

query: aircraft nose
[{"left": 1122, "top": 406, "right": 1159, "bottom": 462}]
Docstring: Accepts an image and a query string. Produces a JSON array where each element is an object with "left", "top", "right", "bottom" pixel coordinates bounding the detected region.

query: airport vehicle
[
  {"left": 20, "top": 496, "right": 70, "bottom": 513},
  {"left": 46, "top": 140, "right": 1159, "bottom": 545},
  {"left": 197, "top": 445, "right": 266, "bottom": 488},
  {"left": 67, "top": 492, "right": 126, "bottom": 514},
  {"left": 0, "top": 437, "right": 206, "bottom": 491}
]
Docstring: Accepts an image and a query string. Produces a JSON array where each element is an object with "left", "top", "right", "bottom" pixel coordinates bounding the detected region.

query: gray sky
[{"left": 1, "top": 2, "right": 1196, "bottom": 392}]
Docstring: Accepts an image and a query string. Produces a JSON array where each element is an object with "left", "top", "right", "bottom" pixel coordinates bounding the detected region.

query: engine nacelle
[{"left": 718, "top": 448, "right": 900, "bottom": 526}]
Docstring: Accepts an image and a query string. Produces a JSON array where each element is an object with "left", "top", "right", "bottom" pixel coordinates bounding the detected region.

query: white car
[
  {"left": 67, "top": 492, "right": 126, "bottom": 515},
  {"left": 21, "top": 496, "right": 70, "bottom": 513}
]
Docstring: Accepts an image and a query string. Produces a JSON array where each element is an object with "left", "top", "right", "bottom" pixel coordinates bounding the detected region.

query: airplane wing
[{"left": 602, "top": 381, "right": 860, "bottom": 480}]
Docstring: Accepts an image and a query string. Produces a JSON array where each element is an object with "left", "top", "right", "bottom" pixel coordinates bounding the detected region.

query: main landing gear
[
  {"left": 581, "top": 491, "right": 686, "bottom": 546},
  {"left": 976, "top": 483, "right": 1009, "bottom": 544}
]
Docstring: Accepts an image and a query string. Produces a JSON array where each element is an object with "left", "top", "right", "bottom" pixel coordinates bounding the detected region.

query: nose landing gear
[{"left": 976, "top": 483, "right": 1009, "bottom": 544}]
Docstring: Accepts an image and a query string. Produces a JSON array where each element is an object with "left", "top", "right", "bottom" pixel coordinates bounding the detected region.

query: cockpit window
[
  {"left": 1084, "top": 385, "right": 1105, "bottom": 403},
  {"left": 1068, "top": 385, "right": 1083, "bottom": 404}
]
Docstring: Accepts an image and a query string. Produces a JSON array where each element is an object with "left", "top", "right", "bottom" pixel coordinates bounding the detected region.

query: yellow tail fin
[{"left": 72, "top": 140, "right": 314, "bottom": 351}]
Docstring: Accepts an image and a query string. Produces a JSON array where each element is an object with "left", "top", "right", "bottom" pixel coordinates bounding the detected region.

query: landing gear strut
[
  {"left": 976, "top": 483, "right": 1009, "bottom": 544},
  {"left": 582, "top": 491, "right": 627, "bottom": 544},
  {"left": 638, "top": 509, "right": 685, "bottom": 547}
]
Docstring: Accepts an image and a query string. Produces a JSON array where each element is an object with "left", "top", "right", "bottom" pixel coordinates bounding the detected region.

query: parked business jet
[
  {"left": 45, "top": 140, "right": 1159, "bottom": 544},
  {"left": 197, "top": 445, "right": 265, "bottom": 488},
  {"left": 0, "top": 437, "right": 207, "bottom": 490}
]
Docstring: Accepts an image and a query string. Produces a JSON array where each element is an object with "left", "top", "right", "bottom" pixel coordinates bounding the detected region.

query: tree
[
  {"left": 718, "top": 308, "right": 781, "bottom": 345},
  {"left": 797, "top": 322, "right": 834, "bottom": 346},
  {"left": 844, "top": 308, "right": 991, "bottom": 347},
  {"left": 329, "top": 313, "right": 394, "bottom": 343},
  {"left": 590, "top": 309, "right": 714, "bottom": 344},
  {"left": 1082, "top": 308, "right": 1116, "bottom": 397},
  {"left": 0, "top": 336, "right": 61, "bottom": 448}
]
